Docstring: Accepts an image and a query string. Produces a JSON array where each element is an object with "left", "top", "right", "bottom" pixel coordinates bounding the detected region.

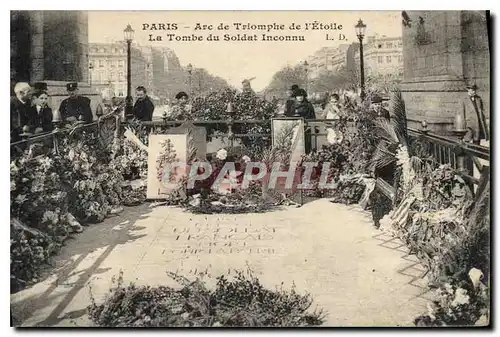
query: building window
[
  {"left": 386, "top": 42, "right": 393, "bottom": 48},
  {"left": 99, "top": 60, "right": 104, "bottom": 68},
  {"left": 119, "top": 72, "right": 124, "bottom": 80},
  {"left": 111, "top": 72, "right": 116, "bottom": 81},
  {"left": 119, "top": 60, "right": 125, "bottom": 68},
  {"left": 398, "top": 41, "right": 402, "bottom": 47},
  {"left": 377, "top": 56, "right": 383, "bottom": 64},
  {"left": 110, "top": 60, "right": 115, "bottom": 68},
  {"left": 386, "top": 56, "right": 392, "bottom": 63},
  {"left": 99, "top": 71, "right": 104, "bottom": 81},
  {"left": 398, "top": 55, "right": 403, "bottom": 63}
]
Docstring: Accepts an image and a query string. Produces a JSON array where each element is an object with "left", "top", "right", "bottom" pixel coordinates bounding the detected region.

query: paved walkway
[{"left": 11, "top": 199, "right": 432, "bottom": 327}]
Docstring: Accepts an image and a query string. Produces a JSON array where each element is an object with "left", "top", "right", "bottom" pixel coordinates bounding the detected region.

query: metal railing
[
  {"left": 407, "top": 127, "right": 490, "bottom": 186},
  {"left": 12, "top": 119, "right": 489, "bottom": 170},
  {"left": 138, "top": 118, "right": 352, "bottom": 150},
  {"left": 10, "top": 118, "right": 115, "bottom": 159}
]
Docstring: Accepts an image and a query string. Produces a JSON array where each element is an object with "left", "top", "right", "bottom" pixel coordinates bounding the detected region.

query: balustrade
[
  {"left": 11, "top": 118, "right": 490, "bottom": 192},
  {"left": 408, "top": 127, "right": 489, "bottom": 187}
]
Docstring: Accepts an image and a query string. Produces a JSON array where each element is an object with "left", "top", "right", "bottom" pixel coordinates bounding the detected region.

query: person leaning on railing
[
  {"left": 58, "top": 82, "right": 93, "bottom": 123},
  {"left": 31, "top": 85, "right": 53, "bottom": 133},
  {"left": 133, "top": 86, "right": 155, "bottom": 122},
  {"left": 293, "top": 88, "right": 316, "bottom": 154},
  {"left": 321, "top": 93, "right": 342, "bottom": 121},
  {"left": 11, "top": 82, "right": 38, "bottom": 142}
]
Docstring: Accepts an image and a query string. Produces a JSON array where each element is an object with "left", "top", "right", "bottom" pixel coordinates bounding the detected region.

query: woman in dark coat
[
  {"left": 293, "top": 88, "right": 316, "bottom": 119},
  {"left": 293, "top": 88, "right": 316, "bottom": 153},
  {"left": 32, "top": 90, "right": 53, "bottom": 132}
]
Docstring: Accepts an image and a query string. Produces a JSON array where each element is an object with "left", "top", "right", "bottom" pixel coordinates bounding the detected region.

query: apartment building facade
[
  {"left": 354, "top": 35, "right": 404, "bottom": 78},
  {"left": 88, "top": 42, "right": 147, "bottom": 98}
]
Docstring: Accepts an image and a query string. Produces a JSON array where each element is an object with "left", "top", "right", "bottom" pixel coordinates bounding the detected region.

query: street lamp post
[
  {"left": 124, "top": 24, "right": 135, "bottom": 119},
  {"left": 355, "top": 19, "right": 367, "bottom": 101},
  {"left": 186, "top": 63, "right": 193, "bottom": 97},
  {"left": 302, "top": 60, "right": 309, "bottom": 93}
]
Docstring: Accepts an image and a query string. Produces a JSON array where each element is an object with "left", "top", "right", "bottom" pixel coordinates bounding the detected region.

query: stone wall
[
  {"left": 460, "top": 11, "right": 490, "bottom": 111},
  {"left": 10, "top": 10, "right": 101, "bottom": 119},
  {"left": 400, "top": 11, "right": 490, "bottom": 133},
  {"left": 11, "top": 11, "right": 32, "bottom": 88}
]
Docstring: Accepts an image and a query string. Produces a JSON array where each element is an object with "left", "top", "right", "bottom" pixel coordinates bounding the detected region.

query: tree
[
  {"left": 309, "top": 68, "right": 353, "bottom": 94},
  {"left": 365, "top": 73, "right": 402, "bottom": 94},
  {"left": 263, "top": 65, "right": 307, "bottom": 99},
  {"left": 164, "top": 66, "right": 231, "bottom": 100}
]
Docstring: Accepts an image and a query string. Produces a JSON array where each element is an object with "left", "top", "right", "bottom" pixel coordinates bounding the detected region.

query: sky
[{"left": 88, "top": 11, "right": 402, "bottom": 91}]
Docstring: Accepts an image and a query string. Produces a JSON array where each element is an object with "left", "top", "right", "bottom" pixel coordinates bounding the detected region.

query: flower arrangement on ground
[
  {"left": 88, "top": 270, "right": 325, "bottom": 327},
  {"left": 10, "top": 128, "right": 149, "bottom": 293}
]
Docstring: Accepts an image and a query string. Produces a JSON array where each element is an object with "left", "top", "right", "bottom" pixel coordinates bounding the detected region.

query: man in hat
[
  {"left": 370, "top": 94, "right": 390, "bottom": 120},
  {"left": 33, "top": 82, "right": 48, "bottom": 92},
  {"left": 285, "top": 84, "right": 300, "bottom": 117},
  {"left": 10, "top": 82, "right": 37, "bottom": 141},
  {"left": 462, "top": 84, "right": 489, "bottom": 144},
  {"left": 58, "top": 82, "right": 93, "bottom": 123}
]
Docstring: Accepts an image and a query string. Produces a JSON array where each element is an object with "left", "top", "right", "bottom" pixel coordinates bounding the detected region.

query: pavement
[{"left": 11, "top": 199, "right": 432, "bottom": 327}]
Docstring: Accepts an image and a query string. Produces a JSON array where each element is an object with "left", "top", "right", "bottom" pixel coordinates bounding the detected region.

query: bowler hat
[
  {"left": 466, "top": 84, "right": 478, "bottom": 90},
  {"left": 290, "top": 84, "right": 299, "bottom": 91},
  {"left": 66, "top": 82, "right": 78, "bottom": 91},
  {"left": 371, "top": 94, "right": 383, "bottom": 104},
  {"left": 294, "top": 88, "right": 308, "bottom": 98},
  {"left": 175, "top": 91, "right": 188, "bottom": 100},
  {"left": 33, "top": 82, "right": 48, "bottom": 91}
]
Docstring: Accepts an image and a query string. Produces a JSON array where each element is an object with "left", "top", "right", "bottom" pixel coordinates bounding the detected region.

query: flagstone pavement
[{"left": 11, "top": 199, "right": 433, "bottom": 327}]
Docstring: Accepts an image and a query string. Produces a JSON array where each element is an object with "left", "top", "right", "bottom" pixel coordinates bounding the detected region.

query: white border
[{"left": 2, "top": 1, "right": 498, "bottom": 335}]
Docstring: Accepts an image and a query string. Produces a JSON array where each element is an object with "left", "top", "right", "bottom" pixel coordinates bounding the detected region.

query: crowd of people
[
  {"left": 9, "top": 82, "right": 160, "bottom": 142},
  {"left": 276, "top": 84, "right": 390, "bottom": 121},
  {"left": 11, "top": 80, "right": 488, "bottom": 150}
]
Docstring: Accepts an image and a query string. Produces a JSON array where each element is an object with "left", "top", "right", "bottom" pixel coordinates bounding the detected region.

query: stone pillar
[
  {"left": 29, "top": 11, "right": 44, "bottom": 82},
  {"left": 76, "top": 11, "right": 89, "bottom": 84},
  {"left": 39, "top": 11, "right": 100, "bottom": 118},
  {"left": 10, "top": 11, "right": 32, "bottom": 87},
  {"left": 400, "top": 11, "right": 490, "bottom": 134},
  {"left": 460, "top": 11, "right": 490, "bottom": 114}
]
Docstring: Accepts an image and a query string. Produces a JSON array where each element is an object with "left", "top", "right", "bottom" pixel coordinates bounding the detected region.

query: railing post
[
  {"left": 19, "top": 126, "right": 33, "bottom": 153},
  {"left": 226, "top": 102, "right": 234, "bottom": 148},
  {"left": 113, "top": 115, "right": 121, "bottom": 157},
  {"left": 451, "top": 130, "right": 468, "bottom": 174}
]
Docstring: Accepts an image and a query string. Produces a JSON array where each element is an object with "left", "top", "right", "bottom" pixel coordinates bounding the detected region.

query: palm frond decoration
[
  {"left": 389, "top": 89, "right": 408, "bottom": 147},
  {"left": 264, "top": 121, "right": 299, "bottom": 166},
  {"left": 466, "top": 170, "right": 490, "bottom": 233},
  {"left": 368, "top": 142, "right": 397, "bottom": 172},
  {"left": 375, "top": 118, "right": 399, "bottom": 143}
]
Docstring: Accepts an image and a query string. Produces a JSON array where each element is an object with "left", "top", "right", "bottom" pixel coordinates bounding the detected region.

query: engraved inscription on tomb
[{"left": 169, "top": 223, "right": 278, "bottom": 256}]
